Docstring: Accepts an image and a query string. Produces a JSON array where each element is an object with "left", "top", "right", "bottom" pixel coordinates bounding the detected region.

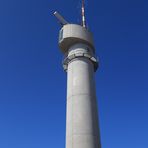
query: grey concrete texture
[
  {"left": 58, "top": 22, "right": 101, "bottom": 148},
  {"left": 65, "top": 44, "right": 101, "bottom": 148},
  {"left": 62, "top": 43, "right": 98, "bottom": 72},
  {"left": 59, "top": 24, "right": 95, "bottom": 53}
]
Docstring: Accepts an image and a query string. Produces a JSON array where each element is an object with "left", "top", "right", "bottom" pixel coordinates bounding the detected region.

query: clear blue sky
[{"left": 0, "top": 0, "right": 147, "bottom": 148}]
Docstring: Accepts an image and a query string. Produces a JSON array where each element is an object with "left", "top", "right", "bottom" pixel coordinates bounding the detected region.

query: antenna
[
  {"left": 54, "top": 11, "right": 69, "bottom": 26},
  {"left": 81, "top": 0, "right": 86, "bottom": 28}
]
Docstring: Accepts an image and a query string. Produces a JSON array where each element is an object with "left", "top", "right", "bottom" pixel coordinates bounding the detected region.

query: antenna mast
[{"left": 81, "top": 0, "right": 86, "bottom": 28}]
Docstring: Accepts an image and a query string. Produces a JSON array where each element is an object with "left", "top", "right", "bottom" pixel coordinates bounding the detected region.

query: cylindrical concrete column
[{"left": 65, "top": 44, "right": 101, "bottom": 148}]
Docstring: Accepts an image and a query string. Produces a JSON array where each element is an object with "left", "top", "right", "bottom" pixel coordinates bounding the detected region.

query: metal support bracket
[{"left": 63, "top": 53, "right": 99, "bottom": 72}]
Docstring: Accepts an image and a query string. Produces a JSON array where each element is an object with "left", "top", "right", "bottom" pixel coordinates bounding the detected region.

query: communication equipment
[{"left": 54, "top": 11, "right": 69, "bottom": 26}]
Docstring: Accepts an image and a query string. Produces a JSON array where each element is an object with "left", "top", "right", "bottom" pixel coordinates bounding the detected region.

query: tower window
[{"left": 59, "top": 29, "right": 63, "bottom": 41}]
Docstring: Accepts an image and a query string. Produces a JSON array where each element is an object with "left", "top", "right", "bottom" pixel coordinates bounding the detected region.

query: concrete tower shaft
[{"left": 58, "top": 24, "right": 101, "bottom": 148}]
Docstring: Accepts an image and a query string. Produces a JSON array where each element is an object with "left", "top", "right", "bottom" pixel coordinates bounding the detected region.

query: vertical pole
[{"left": 82, "top": 0, "right": 86, "bottom": 28}]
